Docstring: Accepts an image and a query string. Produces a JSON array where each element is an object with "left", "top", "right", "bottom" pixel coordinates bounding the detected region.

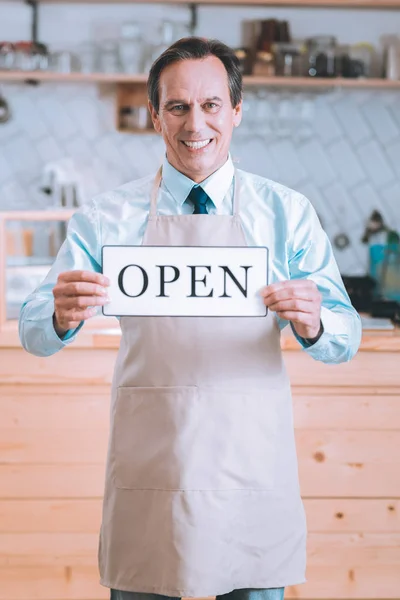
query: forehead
[{"left": 158, "top": 56, "right": 230, "bottom": 103}]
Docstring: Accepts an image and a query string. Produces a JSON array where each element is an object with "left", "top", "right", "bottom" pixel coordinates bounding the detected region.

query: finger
[
  {"left": 60, "top": 295, "right": 110, "bottom": 310},
  {"left": 261, "top": 280, "right": 317, "bottom": 299},
  {"left": 264, "top": 287, "right": 318, "bottom": 305},
  {"left": 58, "top": 270, "right": 110, "bottom": 286},
  {"left": 54, "top": 281, "right": 109, "bottom": 298},
  {"left": 268, "top": 299, "right": 314, "bottom": 313},
  {"left": 58, "top": 307, "right": 98, "bottom": 323},
  {"left": 276, "top": 311, "right": 315, "bottom": 325}
]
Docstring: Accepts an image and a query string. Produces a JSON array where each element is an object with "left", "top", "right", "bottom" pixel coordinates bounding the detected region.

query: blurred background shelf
[
  {"left": 1, "top": 71, "right": 400, "bottom": 87},
  {"left": 4, "top": 0, "right": 400, "bottom": 7}
]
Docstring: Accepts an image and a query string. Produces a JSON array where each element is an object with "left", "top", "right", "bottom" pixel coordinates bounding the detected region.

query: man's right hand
[{"left": 52, "top": 270, "right": 110, "bottom": 338}]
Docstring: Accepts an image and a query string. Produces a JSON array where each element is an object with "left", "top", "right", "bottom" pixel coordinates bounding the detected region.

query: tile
[
  {"left": 64, "top": 137, "right": 94, "bottom": 163},
  {"left": 327, "top": 140, "right": 366, "bottom": 188},
  {"left": 388, "top": 100, "right": 400, "bottom": 131},
  {"left": 381, "top": 183, "right": 400, "bottom": 228},
  {"left": 67, "top": 97, "right": 104, "bottom": 141},
  {"left": 0, "top": 116, "right": 20, "bottom": 143},
  {"left": 0, "top": 152, "right": 13, "bottom": 184},
  {"left": 385, "top": 140, "right": 400, "bottom": 178},
  {"left": 351, "top": 182, "right": 393, "bottom": 225},
  {"left": 36, "top": 96, "right": 78, "bottom": 141},
  {"left": 231, "top": 137, "right": 281, "bottom": 182},
  {"left": 10, "top": 95, "right": 48, "bottom": 142},
  {"left": 322, "top": 182, "right": 363, "bottom": 228},
  {"left": 313, "top": 100, "right": 343, "bottom": 146},
  {"left": 297, "top": 139, "right": 336, "bottom": 188},
  {"left": 0, "top": 180, "right": 28, "bottom": 211},
  {"left": 361, "top": 99, "right": 399, "bottom": 145},
  {"left": 270, "top": 139, "right": 307, "bottom": 188},
  {"left": 4, "top": 135, "right": 41, "bottom": 177},
  {"left": 332, "top": 97, "right": 372, "bottom": 146},
  {"left": 356, "top": 140, "right": 396, "bottom": 188},
  {"left": 295, "top": 181, "right": 334, "bottom": 229},
  {"left": 36, "top": 136, "right": 65, "bottom": 163}
]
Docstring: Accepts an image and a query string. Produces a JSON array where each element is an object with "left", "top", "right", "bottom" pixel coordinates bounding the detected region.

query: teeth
[{"left": 183, "top": 140, "right": 211, "bottom": 149}]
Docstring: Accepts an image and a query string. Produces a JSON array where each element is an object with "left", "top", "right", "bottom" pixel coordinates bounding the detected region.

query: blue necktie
[{"left": 186, "top": 185, "right": 209, "bottom": 214}]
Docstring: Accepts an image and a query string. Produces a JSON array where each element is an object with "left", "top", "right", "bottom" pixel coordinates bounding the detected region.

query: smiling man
[{"left": 19, "top": 38, "right": 361, "bottom": 600}]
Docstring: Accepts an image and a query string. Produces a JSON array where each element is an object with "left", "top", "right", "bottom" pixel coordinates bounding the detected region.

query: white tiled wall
[{"left": 1, "top": 1, "right": 400, "bottom": 276}]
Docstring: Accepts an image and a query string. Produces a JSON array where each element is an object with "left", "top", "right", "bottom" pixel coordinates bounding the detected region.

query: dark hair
[{"left": 147, "top": 37, "right": 242, "bottom": 113}]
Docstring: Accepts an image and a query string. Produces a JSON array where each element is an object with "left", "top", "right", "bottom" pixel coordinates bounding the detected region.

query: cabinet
[{"left": 0, "top": 210, "right": 115, "bottom": 334}]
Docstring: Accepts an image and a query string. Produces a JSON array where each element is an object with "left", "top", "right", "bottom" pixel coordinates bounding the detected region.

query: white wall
[
  {"left": 2, "top": 1, "right": 400, "bottom": 47},
  {"left": 0, "top": 1, "right": 400, "bottom": 277}
]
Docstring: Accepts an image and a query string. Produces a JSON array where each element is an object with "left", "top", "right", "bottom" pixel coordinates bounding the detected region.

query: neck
[{"left": 166, "top": 155, "right": 229, "bottom": 183}]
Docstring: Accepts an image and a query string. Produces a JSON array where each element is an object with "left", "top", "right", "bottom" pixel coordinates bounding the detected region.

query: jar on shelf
[
  {"left": 252, "top": 51, "right": 275, "bottom": 77},
  {"left": 143, "top": 20, "right": 176, "bottom": 73},
  {"left": 76, "top": 41, "right": 98, "bottom": 74},
  {"left": 49, "top": 50, "right": 80, "bottom": 74},
  {"left": 306, "top": 35, "right": 337, "bottom": 78},
  {"left": 234, "top": 48, "right": 250, "bottom": 75},
  {"left": 273, "top": 41, "right": 306, "bottom": 77},
  {"left": 98, "top": 40, "right": 122, "bottom": 74},
  {"left": 0, "top": 42, "right": 16, "bottom": 70},
  {"left": 119, "top": 21, "right": 143, "bottom": 74},
  {"left": 339, "top": 42, "right": 375, "bottom": 78}
]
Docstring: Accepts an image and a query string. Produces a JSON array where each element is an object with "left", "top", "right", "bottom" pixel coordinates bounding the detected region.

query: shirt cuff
[
  {"left": 21, "top": 305, "right": 83, "bottom": 357},
  {"left": 58, "top": 320, "right": 84, "bottom": 342},
  {"left": 291, "top": 306, "right": 348, "bottom": 358}
]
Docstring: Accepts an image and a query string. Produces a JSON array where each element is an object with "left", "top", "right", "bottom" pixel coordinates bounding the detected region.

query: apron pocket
[{"left": 111, "top": 385, "right": 283, "bottom": 491}]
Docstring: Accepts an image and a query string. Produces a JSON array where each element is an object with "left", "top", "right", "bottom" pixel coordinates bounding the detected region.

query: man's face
[{"left": 149, "top": 56, "right": 242, "bottom": 183}]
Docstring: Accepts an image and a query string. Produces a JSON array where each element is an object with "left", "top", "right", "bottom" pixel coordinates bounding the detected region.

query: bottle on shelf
[
  {"left": 119, "top": 21, "right": 144, "bottom": 74},
  {"left": 143, "top": 20, "right": 177, "bottom": 73}
]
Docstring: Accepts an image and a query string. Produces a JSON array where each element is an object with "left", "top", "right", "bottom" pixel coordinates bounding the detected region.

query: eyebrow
[{"left": 163, "top": 96, "right": 223, "bottom": 109}]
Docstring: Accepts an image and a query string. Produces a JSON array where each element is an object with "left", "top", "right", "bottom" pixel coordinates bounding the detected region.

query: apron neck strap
[
  {"left": 150, "top": 165, "right": 240, "bottom": 217},
  {"left": 232, "top": 171, "right": 240, "bottom": 216},
  {"left": 149, "top": 167, "right": 163, "bottom": 218}
]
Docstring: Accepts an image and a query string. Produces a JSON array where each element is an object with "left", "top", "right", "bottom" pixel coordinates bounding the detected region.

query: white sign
[{"left": 102, "top": 246, "right": 268, "bottom": 317}]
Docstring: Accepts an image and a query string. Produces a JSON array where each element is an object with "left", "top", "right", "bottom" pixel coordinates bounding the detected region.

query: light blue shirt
[{"left": 19, "top": 155, "right": 361, "bottom": 362}]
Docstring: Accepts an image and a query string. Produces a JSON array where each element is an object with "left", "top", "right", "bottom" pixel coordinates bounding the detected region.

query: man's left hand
[{"left": 261, "top": 280, "right": 322, "bottom": 340}]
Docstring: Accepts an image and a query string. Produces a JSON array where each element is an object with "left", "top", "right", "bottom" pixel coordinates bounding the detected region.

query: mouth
[{"left": 181, "top": 139, "right": 213, "bottom": 151}]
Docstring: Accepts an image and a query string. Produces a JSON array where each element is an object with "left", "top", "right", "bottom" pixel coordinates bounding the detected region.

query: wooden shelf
[
  {"left": 0, "top": 71, "right": 148, "bottom": 83},
  {"left": 7, "top": 0, "right": 400, "bottom": 8},
  {"left": 1, "top": 71, "right": 400, "bottom": 88},
  {"left": 244, "top": 76, "right": 400, "bottom": 87}
]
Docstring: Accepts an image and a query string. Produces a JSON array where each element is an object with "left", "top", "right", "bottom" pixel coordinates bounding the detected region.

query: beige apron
[{"left": 98, "top": 168, "right": 307, "bottom": 597}]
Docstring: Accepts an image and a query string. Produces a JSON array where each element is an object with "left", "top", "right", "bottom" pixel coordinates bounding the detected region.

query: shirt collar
[{"left": 161, "top": 154, "right": 235, "bottom": 209}]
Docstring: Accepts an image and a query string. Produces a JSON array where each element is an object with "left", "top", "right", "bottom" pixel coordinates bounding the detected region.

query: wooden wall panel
[
  {"left": 293, "top": 393, "right": 400, "bottom": 429},
  {"left": 1, "top": 532, "right": 399, "bottom": 568},
  {"left": 1, "top": 564, "right": 400, "bottom": 600},
  {"left": 1, "top": 498, "right": 398, "bottom": 534},
  {"left": 1, "top": 344, "right": 399, "bottom": 600},
  {"left": 285, "top": 351, "right": 400, "bottom": 388},
  {"left": 0, "top": 465, "right": 105, "bottom": 498},
  {"left": 2, "top": 349, "right": 400, "bottom": 388},
  {"left": 3, "top": 386, "right": 400, "bottom": 430},
  {"left": 0, "top": 500, "right": 102, "bottom": 533}
]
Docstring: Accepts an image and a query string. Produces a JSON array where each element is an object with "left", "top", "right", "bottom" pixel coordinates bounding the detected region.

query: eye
[
  {"left": 170, "top": 105, "right": 186, "bottom": 113},
  {"left": 204, "top": 102, "right": 220, "bottom": 113}
]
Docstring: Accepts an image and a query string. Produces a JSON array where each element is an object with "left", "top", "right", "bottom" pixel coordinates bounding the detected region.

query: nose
[{"left": 184, "top": 104, "right": 206, "bottom": 134}]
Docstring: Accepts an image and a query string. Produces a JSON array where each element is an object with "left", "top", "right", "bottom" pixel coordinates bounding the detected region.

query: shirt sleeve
[
  {"left": 18, "top": 200, "right": 101, "bottom": 357},
  {"left": 283, "top": 193, "right": 362, "bottom": 364}
]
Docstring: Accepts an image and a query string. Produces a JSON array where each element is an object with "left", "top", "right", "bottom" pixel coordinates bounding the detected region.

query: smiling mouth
[{"left": 181, "top": 139, "right": 213, "bottom": 150}]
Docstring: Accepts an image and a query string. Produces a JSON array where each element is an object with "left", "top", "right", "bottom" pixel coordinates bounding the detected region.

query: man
[{"left": 19, "top": 38, "right": 361, "bottom": 600}]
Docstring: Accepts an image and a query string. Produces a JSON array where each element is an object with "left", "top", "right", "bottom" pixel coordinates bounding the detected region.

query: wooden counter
[
  {"left": 1, "top": 319, "right": 400, "bottom": 351},
  {"left": 0, "top": 321, "right": 399, "bottom": 600}
]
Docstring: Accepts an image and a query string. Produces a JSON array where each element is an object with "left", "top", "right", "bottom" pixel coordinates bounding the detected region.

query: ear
[
  {"left": 148, "top": 100, "right": 162, "bottom": 134},
  {"left": 233, "top": 99, "right": 243, "bottom": 128}
]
